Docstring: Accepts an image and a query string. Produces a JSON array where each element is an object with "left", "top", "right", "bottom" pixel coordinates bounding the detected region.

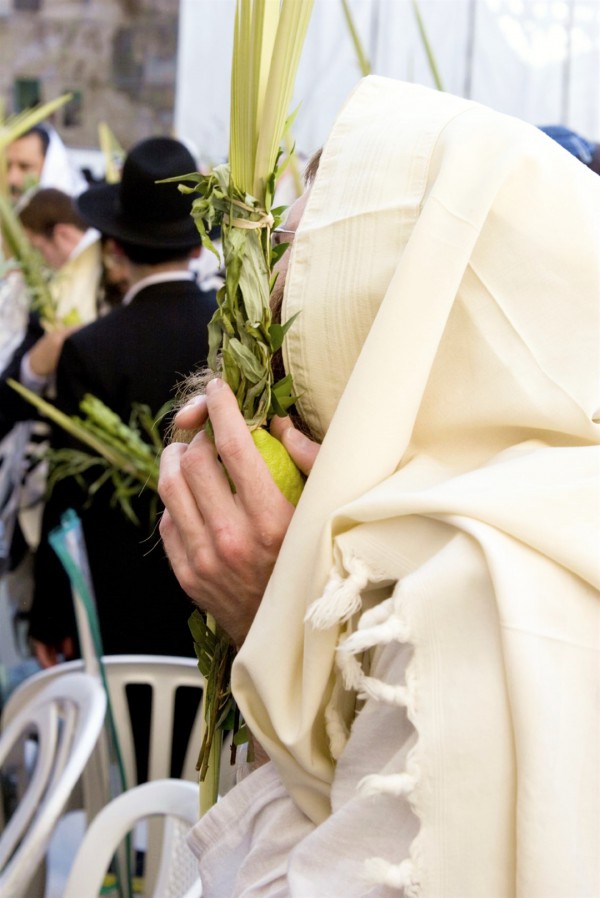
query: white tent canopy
[{"left": 175, "top": 0, "right": 600, "bottom": 169}]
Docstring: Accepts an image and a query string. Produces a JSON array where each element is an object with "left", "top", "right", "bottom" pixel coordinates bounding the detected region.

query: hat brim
[{"left": 76, "top": 182, "right": 200, "bottom": 249}]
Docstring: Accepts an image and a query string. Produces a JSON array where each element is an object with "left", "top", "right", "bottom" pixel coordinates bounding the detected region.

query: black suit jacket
[{"left": 29, "top": 278, "right": 217, "bottom": 657}]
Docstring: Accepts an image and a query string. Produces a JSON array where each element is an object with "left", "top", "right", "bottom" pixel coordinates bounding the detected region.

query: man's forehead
[{"left": 7, "top": 132, "right": 46, "bottom": 163}]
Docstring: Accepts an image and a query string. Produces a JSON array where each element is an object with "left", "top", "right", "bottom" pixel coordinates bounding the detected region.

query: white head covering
[
  {"left": 40, "top": 124, "right": 88, "bottom": 197},
  {"left": 233, "top": 77, "right": 600, "bottom": 896}
]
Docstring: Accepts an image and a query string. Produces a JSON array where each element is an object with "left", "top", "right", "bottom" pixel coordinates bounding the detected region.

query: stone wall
[{"left": 0, "top": 0, "right": 180, "bottom": 152}]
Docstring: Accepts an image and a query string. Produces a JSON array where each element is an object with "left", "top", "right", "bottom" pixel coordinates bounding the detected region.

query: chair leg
[{"left": 25, "top": 858, "right": 47, "bottom": 898}]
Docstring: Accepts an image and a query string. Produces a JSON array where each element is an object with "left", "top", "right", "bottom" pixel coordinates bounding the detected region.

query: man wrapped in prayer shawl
[{"left": 159, "top": 77, "right": 599, "bottom": 898}]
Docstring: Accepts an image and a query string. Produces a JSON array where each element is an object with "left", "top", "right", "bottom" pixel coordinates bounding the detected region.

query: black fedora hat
[{"left": 76, "top": 136, "right": 200, "bottom": 249}]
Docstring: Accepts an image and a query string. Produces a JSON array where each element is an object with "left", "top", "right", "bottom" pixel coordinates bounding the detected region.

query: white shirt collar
[{"left": 121, "top": 269, "right": 195, "bottom": 306}]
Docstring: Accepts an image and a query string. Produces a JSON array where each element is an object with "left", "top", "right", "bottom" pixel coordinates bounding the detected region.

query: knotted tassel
[
  {"left": 363, "top": 857, "right": 416, "bottom": 891},
  {"left": 358, "top": 677, "right": 410, "bottom": 706},
  {"left": 336, "top": 645, "right": 364, "bottom": 691},
  {"left": 358, "top": 772, "right": 416, "bottom": 798},
  {"left": 339, "top": 614, "right": 410, "bottom": 654},
  {"left": 305, "top": 556, "right": 372, "bottom": 629},
  {"left": 356, "top": 596, "right": 394, "bottom": 629},
  {"left": 336, "top": 643, "right": 410, "bottom": 705}
]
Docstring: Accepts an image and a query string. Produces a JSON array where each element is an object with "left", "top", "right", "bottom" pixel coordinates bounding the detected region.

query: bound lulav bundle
[{"left": 174, "top": 0, "right": 314, "bottom": 809}]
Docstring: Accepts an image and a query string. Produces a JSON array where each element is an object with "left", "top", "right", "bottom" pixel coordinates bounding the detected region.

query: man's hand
[
  {"left": 269, "top": 414, "right": 319, "bottom": 476},
  {"left": 28, "top": 325, "right": 81, "bottom": 377},
  {"left": 159, "top": 378, "right": 319, "bottom": 648}
]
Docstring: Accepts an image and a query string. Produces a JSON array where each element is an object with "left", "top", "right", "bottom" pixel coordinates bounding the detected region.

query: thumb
[{"left": 270, "top": 416, "right": 319, "bottom": 476}]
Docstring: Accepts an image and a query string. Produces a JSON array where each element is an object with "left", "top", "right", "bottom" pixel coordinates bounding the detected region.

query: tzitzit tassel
[
  {"left": 358, "top": 677, "right": 410, "bottom": 706},
  {"left": 338, "top": 614, "right": 410, "bottom": 654},
  {"left": 335, "top": 639, "right": 411, "bottom": 706},
  {"left": 363, "top": 857, "right": 416, "bottom": 891},
  {"left": 305, "top": 556, "right": 372, "bottom": 629},
  {"left": 355, "top": 595, "right": 394, "bottom": 629},
  {"left": 335, "top": 645, "right": 364, "bottom": 691},
  {"left": 358, "top": 772, "right": 416, "bottom": 798}
]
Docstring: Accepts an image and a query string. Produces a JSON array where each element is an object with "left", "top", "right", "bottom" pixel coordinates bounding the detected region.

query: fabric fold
[{"left": 231, "top": 76, "right": 599, "bottom": 896}]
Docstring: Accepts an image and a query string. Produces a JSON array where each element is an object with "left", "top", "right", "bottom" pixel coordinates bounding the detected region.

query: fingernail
[
  {"left": 179, "top": 395, "right": 204, "bottom": 412},
  {"left": 283, "top": 425, "right": 306, "bottom": 450},
  {"left": 206, "top": 377, "right": 224, "bottom": 394}
]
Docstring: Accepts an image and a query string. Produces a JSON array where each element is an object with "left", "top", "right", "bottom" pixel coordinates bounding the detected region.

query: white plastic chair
[
  {"left": 62, "top": 778, "right": 202, "bottom": 898},
  {"left": 0, "top": 672, "right": 106, "bottom": 898},
  {"left": 2, "top": 655, "right": 205, "bottom": 896},
  {"left": 1, "top": 654, "right": 205, "bottom": 786}
]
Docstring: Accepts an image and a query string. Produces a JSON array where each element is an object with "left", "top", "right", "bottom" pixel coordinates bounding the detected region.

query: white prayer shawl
[
  {"left": 231, "top": 77, "right": 600, "bottom": 896},
  {"left": 40, "top": 124, "right": 89, "bottom": 197},
  {"left": 50, "top": 230, "right": 102, "bottom": 325}
]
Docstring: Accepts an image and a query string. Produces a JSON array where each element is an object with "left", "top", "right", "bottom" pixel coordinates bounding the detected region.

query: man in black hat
[{"left": 27, "top": 137, "right": 216, "bottom": 777}]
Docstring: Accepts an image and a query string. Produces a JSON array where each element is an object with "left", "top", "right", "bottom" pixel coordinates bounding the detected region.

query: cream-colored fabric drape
[
  {"left": 51, "top": 236, "right": 102, "bottom": 325},
  {"left": 233, "top": 77, "right": 600, "bottom": 896}
]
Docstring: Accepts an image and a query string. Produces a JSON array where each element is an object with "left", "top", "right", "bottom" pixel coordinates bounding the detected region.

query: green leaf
[
  {"left": 270, "top": 242, "right": 289, "bottom": 266},
  {"left": 237, "top": 230, "right": 270, "bottom": 325},
  {"left": 268, "top": 311, "right": 300, "bottom": 352},
  {"left": 341, "top": 0, "right": 371, "bottom": 77},
  {"left": 0, "top": 93, "right": 73, "bottom": 151},
  {"left": 0, "top": 193, "right": 60, "bottom": 326},
  {"left": 207, "top": 318, "right": 225, "bottom": 372},
  {"left": 411, "top": 0, "right": 444, "bottom": 91},
  {"left": 271, "top": 373, "right": 299, "bottom": 416},
  {"left": 233, "top": 725, "right": 250, "bottom": 746},
  {"left": 227, "top": 338, "right": 266, "bottom": 384}
]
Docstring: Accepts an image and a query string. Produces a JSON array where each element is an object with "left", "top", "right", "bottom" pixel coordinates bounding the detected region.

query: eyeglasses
[{"left": 271, "top": 227, "right": 296, "bottom": 248}]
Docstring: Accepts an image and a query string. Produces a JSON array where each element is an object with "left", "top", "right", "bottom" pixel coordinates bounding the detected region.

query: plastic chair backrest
[
  {"left": 2, "top": 656, "right": 205, "bottom": 896},
  {"left": 1, "top": 654, "right": 204, "bottom": 787},
  {"left": 101, "top": 654, "right": 204, "bottom": 785},
  {"left": 0, "top": 672, "right": 106, "bottom": 898},
  {"left": 62, "top": 778, "right": 202, "bottom": 898}
]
